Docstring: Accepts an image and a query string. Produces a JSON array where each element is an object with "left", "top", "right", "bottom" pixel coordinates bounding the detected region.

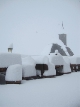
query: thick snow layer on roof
[
  {"left": 0, "top": 53, "right": 22, "bottom": 67},
  {"left": 22, "top": 56, "right": 36, "bottom": 66},
  {"left": 69, "top": 56, "right": 80, "bottom": 64},
  {"left": 48, "top": 53, "right": 64, "bottom": 65},
  {"left": 5, "top": 64, "right": 22, "bottom": 81},
  {"left": 41, "top": 37, "right": 69, "bottom": 56},
  {"left": 32, "top": 55, "right": 49, "bottom": 64},
  {"left": 22, "top": 64, "right": 36, "bottom": 77},
  {"left": 0, "top": 72, "right": 80, "bottom": 107}
]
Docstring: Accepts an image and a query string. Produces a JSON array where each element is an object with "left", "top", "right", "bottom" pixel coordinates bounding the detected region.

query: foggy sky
[{"left": 0, "top": 0, "right": 80, "bottom": 55}]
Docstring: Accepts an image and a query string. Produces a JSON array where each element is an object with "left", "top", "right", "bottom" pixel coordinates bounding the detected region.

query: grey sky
[{"left": 0, "top": 0, "right": 80, "bottom": 55}]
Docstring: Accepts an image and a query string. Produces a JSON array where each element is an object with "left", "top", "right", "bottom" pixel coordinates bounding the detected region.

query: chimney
[
  {"left": 8, "top": 43, "right": 13, "bottom": 53},
  {"left": 59, "top": 34, "right": 67, "bottom": 46}
]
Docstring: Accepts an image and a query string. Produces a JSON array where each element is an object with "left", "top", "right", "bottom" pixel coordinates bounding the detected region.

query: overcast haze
[{"left": 0, "top": 0, "right": 80, "bottom": 55}]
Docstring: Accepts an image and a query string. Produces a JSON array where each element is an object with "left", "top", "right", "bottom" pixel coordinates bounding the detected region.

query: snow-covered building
[
  {"left": 0, "top": 53, "right": 22, "bottom": 72},
  {"left": 69, "top": 56, "right": 80, "bottom": 72},
  {"left": 41, "top": 33, "right": 74, "bottom": 56},
  {"left": 32, "top": 55, "right": 56, "bottom": 78}
]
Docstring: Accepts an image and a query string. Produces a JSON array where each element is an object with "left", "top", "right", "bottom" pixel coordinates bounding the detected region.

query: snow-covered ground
[{"left": 0, "top": 72, "right": 80, "bottom": 107}]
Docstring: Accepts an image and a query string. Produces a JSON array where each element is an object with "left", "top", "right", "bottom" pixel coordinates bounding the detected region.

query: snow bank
[
  {"left": 22, "top": 56, "right": 36, "bottom": 77},
  {"left": 62, "top": 56, "right": 71, "bottom": 73},
  {"left": 5, "top": 64, "right": 22, "bottom": 81},
  {"left": 0, "top": 53, "right": 22, "bottom": 68},
  {"left": 1, "top": 72, "right": 80, "bottom": 107}
]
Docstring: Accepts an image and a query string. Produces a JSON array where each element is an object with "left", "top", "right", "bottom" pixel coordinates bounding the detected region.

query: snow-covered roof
[
  {"left": 0, "top": 53, "right": 22, "bottom": 67},
  {"left": 41, "top": 35, "right": 73, "bottom": 56},
  {"left": 32, "top": 55, "right": 49, "bottom": 64},
  {"left": 1, "top": 72, "right": 80, "bottom": 107}
]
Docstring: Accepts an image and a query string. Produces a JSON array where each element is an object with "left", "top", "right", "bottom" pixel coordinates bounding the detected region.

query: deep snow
[
  {"left": 0, "top": 72, "right": 80, "bottom": 107},
  {"left": 0, "top": 53, "right": 22, "bottom": 67}
]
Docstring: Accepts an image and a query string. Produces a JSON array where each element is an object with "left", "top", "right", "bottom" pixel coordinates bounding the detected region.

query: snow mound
[
  {"left": 22, "top": 65, "right": 36, "bottom": 77},
  {"left": 0, "top": 53, "right": 22, "bottom": 68},
  {"left": 5, "top": 64, "right": 22, "bottom": 81}
]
